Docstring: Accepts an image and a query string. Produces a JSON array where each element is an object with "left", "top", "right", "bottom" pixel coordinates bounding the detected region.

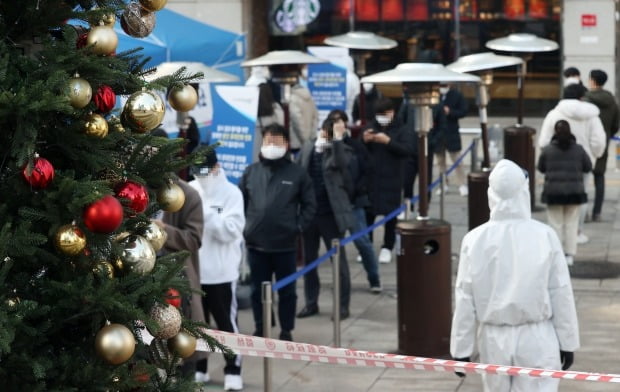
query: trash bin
[
  {"left": 467, "top": 170, "right": 490, "bottom": 230},
  {"left": 503, "top": 125, "right": 536, "bottom": 208},
  {"left": 395, "top": 219, "right": 451, "bottom": 357}
]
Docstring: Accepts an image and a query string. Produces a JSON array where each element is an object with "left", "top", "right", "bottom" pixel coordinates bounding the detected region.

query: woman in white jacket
[
  {"left": 450, "top": 159, "right": 579, "bottom": 392},
  {"left": 538, "top": 84, "right": 606, "bottom": 244},
  {"left": 190, "top": 152, "right": 246, "bottom": 391}
]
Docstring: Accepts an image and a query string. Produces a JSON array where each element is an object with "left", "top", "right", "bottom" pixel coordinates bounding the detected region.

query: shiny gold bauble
[
  {"left": 139, "top": 0, "right": 168, "bottom": 12},
  {"left": 95, "top": 323, "right": 136, "bottom": 365},
  {"left": 121, "top": 2, "right": 156, "bottom": 38},
  {"left": 167, "top": 330, "right": 197, "bottom": 359},
  {"left": 120, "top": 235, "right": 156, "bottom": 275},
  {"left": 67, "top": 75, "right": 92, "bottom": 109},
  {"left": 143, "top": 221, "right": 167, "bottom": 252},
  {"left": 93, "top": 260, "right": 115, "bottom": 279},
  {"left": 86, "top": 24, "right": 118, "bottom": 55},
  {"left": 84, "top": 113, "right": 109, "bottom": 138},
  {"left": 54, "top": 224, "right": 87, "bottom": 256},
  {"left": 122, "top": 90, "right": 165, "bottom": 133},
  {"left": 147, "top": 303, "right": 182, "bottom": 339},
  {"left": 156, "top": 183, "right": 185, "bottom": 212},
  {"left": 167, "top": 85, "right": 198, "bottom": 112}
]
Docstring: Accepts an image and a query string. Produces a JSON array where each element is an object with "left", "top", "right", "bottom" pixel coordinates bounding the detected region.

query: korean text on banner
[
  {"left": 210, "top": 85, "right": 259, "bottom": 184},
  {"left": 307, "top": 46, "right": 348, "bottom": 125}
]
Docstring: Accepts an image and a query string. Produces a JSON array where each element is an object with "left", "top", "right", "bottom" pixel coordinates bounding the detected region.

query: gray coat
[{"left": 297, "top": 139, "right": 355, "bottom": 234}]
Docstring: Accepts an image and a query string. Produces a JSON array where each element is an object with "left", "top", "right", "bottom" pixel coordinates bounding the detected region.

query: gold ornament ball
[
  {"left": 156, "top": 183, "right": 185, "bottom": 212},
  {"left": 95, "top": 323, "right": 136, "bottom": 365},
  {"left": 139, "top": 0, "right": 168, "bottom": 12},
  {"left": 120, "top": 235, "right": 156, "bottom": 275},
  {"left": 67, "top": 75, "right": 92, "bottom": 109},
  {"left": 147, "top": 303, "right": 182, "bottom": 340},
  {"left": 93, "top": 260, "right": 115, "bottom": 279},
  {"left": 84, "top": 113, "right": 109, "bottom": 138},
  {"left": 168, "top": 85, "right": 198, "bottom": 112},
  {"left": 121, "top": 3, "right": 156, "bottom": 38},
  {"left": 167, "top": 330, "right": 197, "bottom": 359},
  {"left": 122, "top": 90, "right": 165, "bottom": 133},
  {"left": 55, "top": 224, "right": 87, "bottom": 256},
  {"left": 143, "top": 221, "right": 167, "bottom": 252},
  {"left": 86, "top": 25, "right": 118, "bottom": 55}
]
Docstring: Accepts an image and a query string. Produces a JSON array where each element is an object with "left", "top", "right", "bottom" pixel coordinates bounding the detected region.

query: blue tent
[{"left": 116, "top": 9, "right": 246, "bottom": 80}]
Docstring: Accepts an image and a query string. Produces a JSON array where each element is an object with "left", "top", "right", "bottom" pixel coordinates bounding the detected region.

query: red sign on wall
[{"left": 581, "top": 14, "right": 597, "bottom": 27}]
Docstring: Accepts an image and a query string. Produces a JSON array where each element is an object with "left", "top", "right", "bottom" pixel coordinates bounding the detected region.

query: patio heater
[
  {"left": 324, "top": 31, "right": 397, "bottom": 127},
  {"left": 241, "top": 50, "right": 326, "bottom": 133},
  {"left": 447, "top": 53, "right": 523, "bottom": 229},
  {"left": 486, "top": 34, "right": 559, "bottom": 208},
  {"left": 362, "top": 63, "right": 479, "bottom": 356}
]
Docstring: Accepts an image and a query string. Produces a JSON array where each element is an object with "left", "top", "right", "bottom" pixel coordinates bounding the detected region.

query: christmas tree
[{"left": 0, "top": 1, "right": 223, "bottom": 390}]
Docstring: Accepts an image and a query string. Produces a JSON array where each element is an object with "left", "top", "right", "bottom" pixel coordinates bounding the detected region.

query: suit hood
[{"left": 488, "top": 159, "right": 531, "bottom": 220}]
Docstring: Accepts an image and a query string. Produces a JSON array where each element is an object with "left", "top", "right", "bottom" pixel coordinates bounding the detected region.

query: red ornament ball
[
  {"left": 22, "top": 157, "right": 55, "bottom": 189},
  {"left": 83, "top": 195, "right": 124, "bottom": 233},
  {"left": 93, "top": 85, "right": 116, "bottom": 114},
  {"left": 165, "top": 288, "right": 181, "bottom": 308},
  {"left": 115, "top": 181, "right": 149, "bottom": 213}
]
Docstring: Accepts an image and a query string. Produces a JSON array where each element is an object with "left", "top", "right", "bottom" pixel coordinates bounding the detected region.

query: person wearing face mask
[
  {"left": 239, "top": 124, "right": 316, "bottom": 341},
  {"left": 363, "top": 97, "right": 415, "bottom": 264},
  {"left": 562, "top": 67, "right": 587, "bottom": 94},
  {"left": 353, "top": 82, "right": 384, "bottom": 126},
  {"left": 296, "top": 118, "right": 356, "bottom": 319},
  {"left": 189, "top": 150, "right": 246, "bottom": 391}
]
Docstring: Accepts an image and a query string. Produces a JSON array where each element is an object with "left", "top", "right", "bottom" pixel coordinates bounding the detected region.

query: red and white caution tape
[{"left": 201, "top": 329, "right": 620, "bottom": 384}]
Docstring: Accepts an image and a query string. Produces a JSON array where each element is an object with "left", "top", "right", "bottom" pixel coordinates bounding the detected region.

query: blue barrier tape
[
  {"left": 272, "top": 247, "right": 337, "bottom": 291},
  {"left": 271, "top": 140, "right": 476, "bottom": 292},
  {"left": 613, "top": 136, "right": 620, "bottom": 142}
]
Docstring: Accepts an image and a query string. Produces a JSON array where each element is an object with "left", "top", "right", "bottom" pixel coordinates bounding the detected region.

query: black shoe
[
  {"left": 296, "top": 305, "right": 319, "bottom": 318},
  {"left": 279, "top": 330, "right": 293, "bottom": 341}
]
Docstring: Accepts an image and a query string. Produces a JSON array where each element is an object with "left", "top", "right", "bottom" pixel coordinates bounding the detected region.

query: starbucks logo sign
[{"left": 274, "top": 0, "right": 321, "bottom": 33}]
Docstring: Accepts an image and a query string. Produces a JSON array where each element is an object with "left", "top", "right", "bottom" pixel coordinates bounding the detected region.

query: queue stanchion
[
  {"left": 261, "top": 281, "right": 272, "bottom": 392},
  {"left": 331, "top": 239, "right": 341, "bottom": 348}
]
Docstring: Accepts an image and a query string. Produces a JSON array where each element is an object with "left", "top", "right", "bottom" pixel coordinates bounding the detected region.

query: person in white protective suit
[{"left": 450, "top": 159, "right": 580, "bottom": 392}]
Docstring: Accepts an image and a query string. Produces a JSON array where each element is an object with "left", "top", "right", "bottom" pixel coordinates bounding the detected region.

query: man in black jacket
[{"left": 239, "top": 124, "right": 316, "bottom": 341}]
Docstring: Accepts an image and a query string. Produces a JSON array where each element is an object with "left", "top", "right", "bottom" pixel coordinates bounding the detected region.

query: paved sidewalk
[{"left": 202, "top": 117, "right": 620, "bottom": 391}]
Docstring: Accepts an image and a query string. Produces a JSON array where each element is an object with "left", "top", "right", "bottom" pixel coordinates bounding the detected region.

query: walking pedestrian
[
  {"left": 451, "top": 159, "right": 580, "bottom": 392},
  {"left": 583, "top": 69, "right": 620, "bottom": 222},
  {"left": 537, "top": 120, "right": 592, "bottom": 266}
]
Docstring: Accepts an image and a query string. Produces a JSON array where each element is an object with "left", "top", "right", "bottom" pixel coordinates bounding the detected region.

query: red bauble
[
  {"left": 22, "top": 157, "right": 55, "bottom": 189},
  {"left": 76, "top": 32, "right": 88, "bottom": 49},
  {"left": 165, "top": 288, "right": 181, "bottom": 308},
  {"left": 83, "top": 195, "right": 124, "bottom": 233},
  {"left": 115, "top": 181, "right": 149, "bottom": 213},
  {"left": 93, "top": 85, "right": 116, "bottom": 114}
]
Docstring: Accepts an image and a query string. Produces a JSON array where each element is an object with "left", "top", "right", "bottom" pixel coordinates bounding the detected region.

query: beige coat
[{"left": 162, "top": 180, "right": 206, "bottom": 325}]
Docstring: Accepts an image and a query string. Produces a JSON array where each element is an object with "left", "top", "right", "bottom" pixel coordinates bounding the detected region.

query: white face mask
[
  {"left": 261, "top": 144, "right": 287, "bottom": 160},
  {"left": 301, "top": 67, "right": 308, "bottom": 79},
  {"left": 439, "top": 86, "right": 449, "bottom": 95},
  {"left": 196, "top": 172, "right": 218, "bottom": 187},
  {"left": 363, "top": 83, "right": 374, "bottom": 93},
  {"left": 375, "top": 114, "right": 392, "bottom": 126}
]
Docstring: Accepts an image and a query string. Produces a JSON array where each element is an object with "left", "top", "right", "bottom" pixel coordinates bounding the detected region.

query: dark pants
[
  {"left": 593, "top": 172, "right": 604, "bottom": 216},
  {"left": 302, "top": 214, "right": 351, "bottom": 311},
  {"left": 196, "top": 282, "right": 241, "bottom": 375},
  {"left": 248, "top": 248, "right": 297, "bottom": 334},
  {"left": 403, "top": 153, "right": 434, "bottom": 200},
  {"left": 366, "top": 211, "right": 397, "bottom": 251}
]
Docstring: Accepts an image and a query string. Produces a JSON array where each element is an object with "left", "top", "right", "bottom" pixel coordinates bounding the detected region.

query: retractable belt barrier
[
  {"left": 272, "top": 140, "right": 476, "bottom": 292},
  {"left": 140, "top": 329, "right": 620, "bottom": 384}
]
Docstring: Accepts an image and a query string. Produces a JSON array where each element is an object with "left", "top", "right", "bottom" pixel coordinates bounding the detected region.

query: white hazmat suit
[{"left": 450, "top": 159, "right": 580, "bottom": 392}]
